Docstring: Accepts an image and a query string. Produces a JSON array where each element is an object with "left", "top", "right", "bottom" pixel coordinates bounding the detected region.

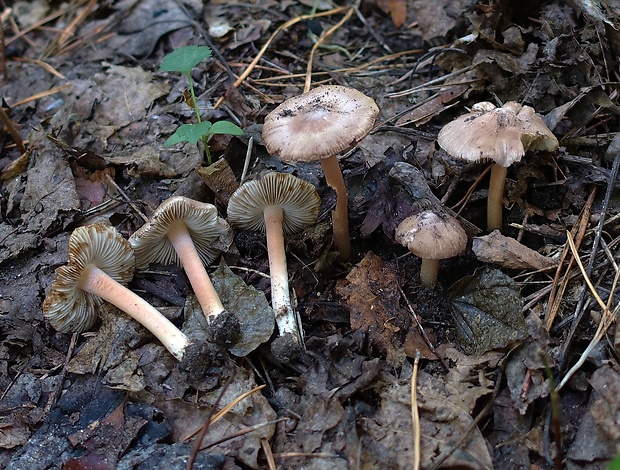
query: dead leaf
[
  {"left": 472, "top": 230, "right": 558, "bottom": 270},
  {"left": 448, "top": 267, "right": 527, "bottom": 354},
  {"left": 396, "top": 84, "right": 469, "bottom": 127},
  {"left": 336, "top": 252, "right": 412, "bottom": 362}
]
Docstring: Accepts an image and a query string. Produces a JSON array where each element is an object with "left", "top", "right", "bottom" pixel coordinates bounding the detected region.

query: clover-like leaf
[
  {"left": 208, "top": 120, "right": 244, "bottom": 138},
  {"left": 160, "top": 45, "right": 212, "bottom": 75},
  {"left": 447, "top": 267, "right": 527, "bottom": 355},
  {"left": 163, "top": 122, "right": 212, "bottom": 147}
]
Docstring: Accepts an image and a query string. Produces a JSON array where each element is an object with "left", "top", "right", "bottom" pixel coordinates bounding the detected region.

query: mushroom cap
[
  {"left": 262, "top": 85, "right": 379, "bottom": 163},
  {"left": 129, "top": 196, "right": 232, "bottom": 271},
  {"left": 42, "top": 224, "right": 135, "bottom": 333},
  {"left": 395, "top": 210, "right": 467, "bottom": 260},
  {"left": 227, "top": 172, "right": 320, "bottom": 235},
  {"left": 437, "top": 101, "right": 559, "bottom": 167}
]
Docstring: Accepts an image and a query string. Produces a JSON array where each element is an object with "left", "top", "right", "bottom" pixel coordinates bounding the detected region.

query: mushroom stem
[
  {"left": 487, "top": 164, "right": 508, "bottom": 232},
  {"left": 166, "top": 220, "right": 225, "bottom": 321},
  {"left": 320, "top": 155, "right": 351, "bottom": 261},
  {"left": 264, "top": 204, "right": 302, "bottom": 344},
  {"left": 419, "top": 258, "right": 440, "bottom": 286},
  {"left": 78, "top": 264, "right": 189, "bottom": 360}
]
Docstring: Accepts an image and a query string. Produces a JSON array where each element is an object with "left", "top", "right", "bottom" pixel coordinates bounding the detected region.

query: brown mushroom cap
[
  {"left": 227, "top": 172, "right": 320, "bottom": 235},
  {"left": 130, "top": 196, "right": 232, "bottom": 271},
  {"left": 262, "top": 85, "right": 379, "bottom": 163},
  {"left": 437, "top": 101, "right": 559, "bottom": 167},
  {"left": 395, "top": 210, "right": 467, "bottom": 260},
  {"left": 43, "top": 224, "right": 134, "bottom": 333}
]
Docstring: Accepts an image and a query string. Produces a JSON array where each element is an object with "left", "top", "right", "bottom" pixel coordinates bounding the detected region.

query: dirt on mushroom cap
[
  {"left": 262, "top": 85, "right": 379, "bottom": 162},
  {"left": 395, "top": 210, "right": 467, "bottom": 260},
  {"left": 437, "top": 101, "right": 558, "bottom": 167}
]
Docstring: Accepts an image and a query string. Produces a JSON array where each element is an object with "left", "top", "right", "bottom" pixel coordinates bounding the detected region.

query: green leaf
[
  {"left": 208, "top": 120, "right": 244, "bottom": 137},
  {"left": 163, "top": 122, "right": 212, "bottom": 146},
  {"left": 160, "top": 45, "right": 212, "bottom": 75},
  {"left": 608, "top": 454, "right": 620, "bottom": 470}
]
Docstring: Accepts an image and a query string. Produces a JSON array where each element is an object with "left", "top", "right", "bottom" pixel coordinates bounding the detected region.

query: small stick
[
  {"left": 213, "top": 5, "right": 349, "bottom": 109},
  {"left": 411, "top": 351, "right": 421, "bottom": 470}
]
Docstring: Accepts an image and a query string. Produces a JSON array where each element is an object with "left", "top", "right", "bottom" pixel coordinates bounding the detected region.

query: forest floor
[{"left": 1, "top": 0, "right": 620, "bottom": 469}]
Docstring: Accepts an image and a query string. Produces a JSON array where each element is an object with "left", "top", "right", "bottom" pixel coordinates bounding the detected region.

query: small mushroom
[
  {"left": 262, "top": 85, "right": 379, "bottom": 261},
  {"left": 42, "top": 224, "right": 189, "bottom": 360},
  {"left": 437, "top": 101, "right": 558, "bottom": 232},
  {"left": 227, "top": 172, "right": 320, "bottom": 356},
  {"left": 129, "top": 196, "right": 238, "bottom": 344},
  {"left": 395, "top": 210, "right": 467, "bottom": 286}
]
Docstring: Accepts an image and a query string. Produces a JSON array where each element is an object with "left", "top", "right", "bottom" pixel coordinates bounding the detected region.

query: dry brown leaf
[
  {"left": 472, "top": 230, "right": 558, "bottom": 270},
  {"left": 336, "top": 252, "right": 412, "bottom": 362}
]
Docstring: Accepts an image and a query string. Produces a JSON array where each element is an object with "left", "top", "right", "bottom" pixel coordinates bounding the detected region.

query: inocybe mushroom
[
  {"left": 43, "top": 224, "right": 189, "bottom": 361},
  {"left": 437, "top": 101, "right": 558, "bottom": 232},
  {"left": 395, "top": 210, "right": 467, "bottom": 286},
  {"left": 129, "top": 196, "right": 238, "bottom": 345},
  {"left": 227, "top": 172, "right": 320, "bottom": 360},
  {"left": 262, "top": 85, "right": 379, "bottom": 261}
]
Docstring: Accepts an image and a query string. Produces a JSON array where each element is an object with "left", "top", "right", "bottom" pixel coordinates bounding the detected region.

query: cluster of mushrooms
[{"left": 42, "top": 88, "right": 558, "bottom": 361}]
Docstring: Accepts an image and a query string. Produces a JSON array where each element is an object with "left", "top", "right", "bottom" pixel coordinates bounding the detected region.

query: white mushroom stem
[
  {"left": 77, "top": 264, "right": 189, "bottom": 361},
  {"left": 166, "top": 220, "right": 225, "bottom": 322},
  {"left": 419, "top": 259, "right": 440, "bottom": 287},
  {"left": 488, "top": 164, "right": 508, "bottom": 232},
  {"left": 321, "top": 155, "right": 351, "bottom": 261},
  {"left": 264, "top": 204, "right": 302, "bottom": 344}
]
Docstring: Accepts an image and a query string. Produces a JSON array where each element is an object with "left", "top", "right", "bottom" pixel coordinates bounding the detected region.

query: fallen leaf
[
  {"left": 472, "top": 230, "right": 558, "bottom": 270},
  {"left": 448, "top": 267, "right": 527, "bottom": 354},
  {"left": 336, "top": 252, "right": 411, "bottom": 362}
]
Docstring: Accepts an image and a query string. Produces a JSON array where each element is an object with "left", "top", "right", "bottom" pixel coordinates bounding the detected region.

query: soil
[{"left": 1, "top": 1, "right": 620, "bottom": 469}]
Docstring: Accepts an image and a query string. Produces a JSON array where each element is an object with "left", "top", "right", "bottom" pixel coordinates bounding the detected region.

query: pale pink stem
[
  {"left": 78, "top": 264, "right": 189, "bottom": 360},
  {"left": 167, "top": 220, "right": 225, "bottom": 321},
  {"left": 264, "top": 205, "right": 302, "bottom": 344}
]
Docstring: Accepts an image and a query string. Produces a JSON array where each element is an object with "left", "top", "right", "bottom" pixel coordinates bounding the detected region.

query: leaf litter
[{"left": 1, "top": 0, "right": 620, "bottom": 469}]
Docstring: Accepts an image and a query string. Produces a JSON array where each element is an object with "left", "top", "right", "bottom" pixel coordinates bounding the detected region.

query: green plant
[{"left": 160, "top": 45, "right": 243, "bottom": 164}]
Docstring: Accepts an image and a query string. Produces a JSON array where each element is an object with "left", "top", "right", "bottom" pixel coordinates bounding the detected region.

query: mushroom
[
  {"left": 42, "top": 224, "right": 189, "bottom": 360},
  {"left": 262, "top": 85, "right": 379, "bottom": 261},
  {"left": 395, "top": 210, "right": 467, "bottom": 286},
  {"left": 227, "top": 172, "right": 320, "bottom": 354},
  {"left": 437, "top": 101, "right": 558, "bottom": 231},
  {"left": 129, "top": 196, "right": 238, "bottom": 344}
]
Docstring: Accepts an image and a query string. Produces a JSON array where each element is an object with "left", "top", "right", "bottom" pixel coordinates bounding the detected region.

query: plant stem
[{"left": 185, "top": 71, "right": 212, "bottom": 164}]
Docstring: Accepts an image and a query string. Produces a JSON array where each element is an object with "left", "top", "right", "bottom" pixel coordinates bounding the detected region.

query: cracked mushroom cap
[
  {"left": 130, "top": 196, "right": 232, "bottom": 271},
  {"left": 42, "top": 224, "right": 134, "bottom": 333},
  {"left": 227, "top": 172, "right": 320, "bottom": 235},
  {"left": 262, "top": 85, "right": 379, "bottom": 163},
  {"left": 437, "top": 101, "right": 559, "bottom": 168},
  {"left": 395, "top": 210, "right": 467, "bottom": 260}
]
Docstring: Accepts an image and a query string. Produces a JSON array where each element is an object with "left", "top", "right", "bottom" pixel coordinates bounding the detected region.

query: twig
[
  {"left": 557, "top": 154, "right": 620, "bottom": 370},
  {"left": 261, "top": 437, "right": 277, "bottom": 470},
  {"left": 0, "top": 105, "right": 26, "bottom": 153},
  {"left": 213, "top": 5, "right": 349, "bottom": 109},
  {"left": 104, "top": 174, "right": 149, "bottom": 223},
  {"left": 397, "top": 283, "right": 448, "bottom": 369},
  {"left": 304, "top": 1, "right": 359, "bottom": 92},
  {"left": 556, "top": 231, "right": 620, "bottom": 391},
  {"left": 411, "top": 351, "right": 421, "bottom": 470},
  {"left": 200, "top": 418, "right": 286, "bottom": 451},
  {"left": 240, "top": 136, "right": 254, "bottom": 183}
]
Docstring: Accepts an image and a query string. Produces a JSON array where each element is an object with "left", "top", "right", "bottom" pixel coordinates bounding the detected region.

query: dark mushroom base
[
  {"left": 178, "top": 330, "right": 218, "bottom": 380},
  {"left": 208, "top": 310, "right": 241, "bottom": 347},
  {"left": 270, "top": 333, "right": 303, "bottom": 363}
]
